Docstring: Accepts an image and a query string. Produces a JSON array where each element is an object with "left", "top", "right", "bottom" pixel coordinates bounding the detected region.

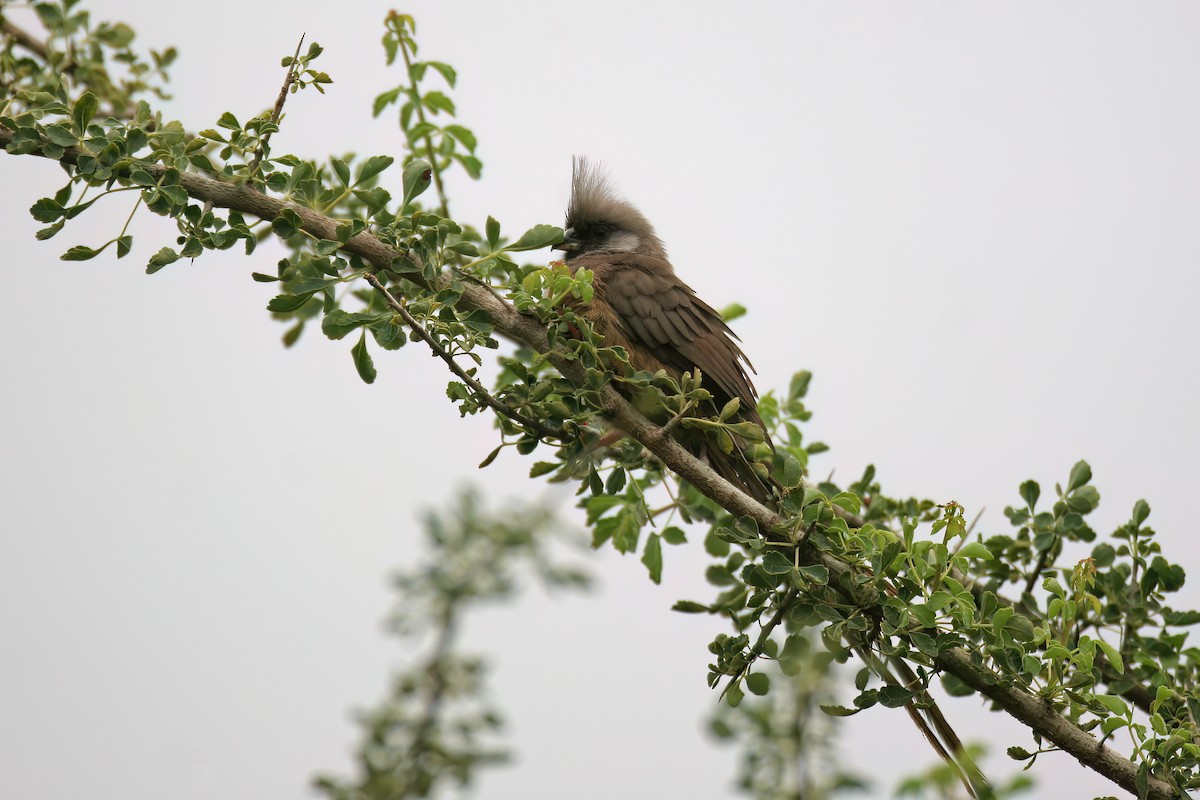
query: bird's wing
[{"left": 602, "top": 255, "right": 760, "bottom": 415}]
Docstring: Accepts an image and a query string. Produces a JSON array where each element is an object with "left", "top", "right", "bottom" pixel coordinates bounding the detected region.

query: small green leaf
[
  {"left": 761, "top": 550, "right": 795, "bottom": 575},
  {"left": 330, "top": 158, "right": 350, "bottom": 186},
  {"left": 529, "top": 461, "right": 557, "bottom": 478},
  {"left": 1095, "top": 638, "right": 1124, "bottom": 674},
  {"left": 217, "top": 111, "right": 241, "bottom": 130},
  {"left": 1019, "top": 479, "right": 1040, "bottom": 510},
  {"left": 485, "top": 216, "right": 500, "bottom": 250},
  {"left": 267, "top": 293, "right": 313, "bottom": 312},
  {"left": 444, "top": 124, "right": 476, "bottom": 153},
  {"left": 1067, "top": 459, "right": 1092, "bottom": 492},
  {"left": 355, "top": 155, "right": 395, "bottom": 187},
  {"left": 820, "top": 705, "right": 861, "bottom": 717},
  {"left": 72, "top": 91, "right": 98, "bottom": 134},
  {"left": 351, "top": 330, "right": 377, "bottom": 384},
  {"left": 783, "top": 456, "right": 803, "bottom": 488},
  {"left": 662, "top": 526, "right": 687, "bottom": 545},
  {"left": 401, "top": 158, "right": 433, "bottom": 207},
  {"left": 878, "top": 685, "right": 915, "bottom": 708},
  {"left": 29, "top": 197, "right": 63, "bottom": 223},
  {"left": 478, "top": 445, "right": 502, "bottom": 469},
  {"left": 830, "top": 492, "right": 861, "bottom": 515},
  {"left": 61, "top": 244, "right": 101, "bottom": 261},
  {"left": 671, "top": 600, "right": 709, "bottom": 613},
  {"left": 146, "top": 247, "right": 179, "bottom": 274},
  {"left": 957, "top": 542, "right": 993, "bottom": 561},
  {"left": 797, "top": 564, "right": 829, "bottom": 585},
  {"left": 252, "top": 272, "right": 280, "bottom": 282},
  {"left": 1095, "top": 695, "right": 1128, "bottom": 717},
  {"left": 641, "top": 533, "right": 663, "bottom": 584},
  {"left": 116, "top": 236, "right": 132, "bottom": 258},
  {"left": 1006, "top": 746, "right": 1033, "bottom": 760},
  {"left": 504, "top": 224, "right": 563, "bottom": 252},
  {"left": 746, "top": 672, "right": 770, "bottom": 696},
  {"left": 720, "top": 303, "right": 747, "bottom": 322}
]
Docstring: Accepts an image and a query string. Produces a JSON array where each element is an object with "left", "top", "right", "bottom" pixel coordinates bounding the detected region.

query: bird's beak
[{"left": 552, "top": 227, "right": 580, "bottom": 253}]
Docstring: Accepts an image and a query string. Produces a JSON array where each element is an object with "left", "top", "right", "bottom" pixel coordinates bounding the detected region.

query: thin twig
[
  {"left": 364, "top": 272, "right": 567, "bottom": 442},
  {"left": 397, "top": 30, "right": 449, "bottom": 217},
  {"left": 246, "top": 33, "right": 305, "bottom": 182}
]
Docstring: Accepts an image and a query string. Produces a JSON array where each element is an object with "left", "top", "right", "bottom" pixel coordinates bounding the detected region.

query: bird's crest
[{"left": 567, "top": 157, "right": 662, "bottom": 252}]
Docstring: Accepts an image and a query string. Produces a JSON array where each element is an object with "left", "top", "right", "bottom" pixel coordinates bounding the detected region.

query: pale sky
[{"left": 2, "top": 2, "right": 1198, "bottom": 799}]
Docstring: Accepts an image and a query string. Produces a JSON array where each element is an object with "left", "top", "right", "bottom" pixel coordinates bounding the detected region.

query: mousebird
[{"left": 551, "top": 158, "right": 774, "bottom": 502}]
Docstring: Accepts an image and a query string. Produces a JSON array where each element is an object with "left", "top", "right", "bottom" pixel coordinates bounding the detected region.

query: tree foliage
[{"left": 3, "top": 4, "right": 1198, "bottom": 798}]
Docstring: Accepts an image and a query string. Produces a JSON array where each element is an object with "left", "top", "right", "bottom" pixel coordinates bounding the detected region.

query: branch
[
  {"left": 1, "top": 16, "right": 50, "bottom": 61},
  {"left": 0, "top": 128, "right": 1177, "bottom": 799},
  {"left": 246, "top": 33, "right": 305, "bottom": 181},
  {"left": 364, "top": 272, "right": 567, "bottom": 442}
]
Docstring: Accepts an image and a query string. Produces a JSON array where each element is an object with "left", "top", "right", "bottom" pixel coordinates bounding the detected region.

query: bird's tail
[{"left": 701, "top": 440, "right": 776, "bottom": 505}]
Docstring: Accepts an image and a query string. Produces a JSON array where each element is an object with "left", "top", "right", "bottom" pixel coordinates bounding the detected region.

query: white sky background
[{"left": 2, "top": 1, "right": 1198, "bottom": 798}]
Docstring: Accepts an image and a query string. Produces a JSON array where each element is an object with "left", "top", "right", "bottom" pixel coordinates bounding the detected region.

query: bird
[{"left": 551, "top": 158, "right": 775, "bottom": 502}]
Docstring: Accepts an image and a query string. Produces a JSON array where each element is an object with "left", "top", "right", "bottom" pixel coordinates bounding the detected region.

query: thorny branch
[
  {"left": 0, "top": 126, "right": 1181, "bottom": 800},
  {"left": 364, "top": 271, "right": 567, "bottom": 442}
]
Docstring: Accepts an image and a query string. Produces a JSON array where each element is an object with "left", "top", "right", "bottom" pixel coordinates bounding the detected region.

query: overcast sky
[{"left": 2, "top": 2, "right": 1198, "bottom": 799}]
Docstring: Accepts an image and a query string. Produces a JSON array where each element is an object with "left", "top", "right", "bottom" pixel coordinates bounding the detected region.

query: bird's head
[{"left": 553, "top": 157, "right": 666, "bottom": 260}]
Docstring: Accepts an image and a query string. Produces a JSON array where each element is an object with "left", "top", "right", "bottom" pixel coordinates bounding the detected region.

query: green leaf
[
  {"left": 830, "top": 492, "right": 861, "bottom": 516},
  {"left": 529, "top": 461, "right": 557, "bottom": 478},
  {"left": 422, "top": 91, "right": 456, "bottom": 115},
  {"left": 504, "top": 224, "right": 562, "bottom": 252},
  {"left": 400, "top": 158, "right": 432, "bottom": 207},
  {"left": 1006, "top": 746, "right": 1033, "bottom": 760},
  {"left": 478, "top": 445, "right": 502, "bottom": 469},
  {"left": 782, "top": 456, "right": 803, "bottom": 489},
  {"left": 29, "top": 197, "right": 63, "bottom": 223},
  {"left": 797, "top": 564, "right": 829, "bottom": 585},
  {"left": 72, "top": 91, "right": 98, "bottom": 134},
  {"left": 819, "top": 705, "right": 861, "bottom": 717},
  {"left": 146, "top": 247, "right": 179, "bottom": 274},
  {"left": 485, "top": 216, "right": 500, "bottom": 250},
  {"left": 444, "top": 124, "right": 476, "bottom": 153},
  {"left": 1067, "top": 459, "right": 1092, "bottom": 492},
  {"left": 1019, "top": 479, "right": 1040, "bottom": 510},
  {"left": 671, "top": 600, "right": 709, "bottom": 614},
  {"left": 720, "top": 303, "right": 747, "bottom": 322},
  {"left": 1095, "top": 694, "right": 1128, "bottom": 717},
  {"left": 251, "top": 272, "right": 280, "bottom": 282},
  {"left": 44, "top": 124, "right": 79, "bottom": 147},
  {"left": 746, "top": 672, "right": 770, "bottom": 696},
  {"left": 351, "top": 330, "right": 377, "bottom": 384},
  {"left": 878, "top": 685, "right": 915, "bottom": 708},
  {"left": 267, "top": 293, "right": 313, "bottom": 312},
  {"left": 788, "top": 371, "right": 812, "bottom": 401},
  {"left": 662, "top": 526, "right": 687, "bottom": 545},
  {"left": 330, "top": 157, "right": 350, "bottom": 186},
  {"left": 354, "top": 155, "right": 395, "bottom": 187},
  {"left": 641, "top": 533, "right": 663, "bottom": 584},
  {"left": 1095, "top": 638, "right": 1124, "bottom": 674},
  {"left": 321, "top": 309, "right": 374, "bottom": 340},
  {"left": 61, "top": 244, "right": 101, "bottom": 261},
  {"left": 761, "top": 550, "right": 795, "bottom": 575},
  {"left": 1131, "top": 499, "right": 1150, "bottom": 526},
  {"left": 453, "top": 153, "right": 483, "bottom": 179},
  {"left": 957, "top": 542, "right": 993, "bottom": 561},
  {"left": 426, "top": 60, "right": 457, "bottom": 87},
  {"left": 116, "top": 236, "right": 132, "bottom": 258}
]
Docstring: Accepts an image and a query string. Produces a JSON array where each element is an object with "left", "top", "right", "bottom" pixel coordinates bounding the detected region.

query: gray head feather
[{"left": 565, "top": 157, "right": 666, "bottom": 259}]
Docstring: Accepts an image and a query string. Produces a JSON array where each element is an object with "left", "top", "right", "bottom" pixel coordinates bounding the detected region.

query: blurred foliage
[
  {"left": 312, "top": 488, "right": 589, "bottom": 800},
  {"left": 4, "top": 4, "right": 1199, "bottom": 799}
]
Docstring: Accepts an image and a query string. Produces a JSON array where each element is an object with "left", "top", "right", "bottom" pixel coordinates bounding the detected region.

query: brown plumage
[{"left": 553, "top": 159, "right": 774, "bottom": 502}]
